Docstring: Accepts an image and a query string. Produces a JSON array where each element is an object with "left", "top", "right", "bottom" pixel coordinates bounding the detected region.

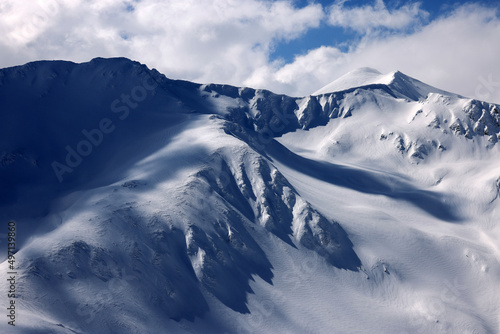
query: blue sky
[{"left": 1, "top": 0, "right": 500, "bottom": 103}]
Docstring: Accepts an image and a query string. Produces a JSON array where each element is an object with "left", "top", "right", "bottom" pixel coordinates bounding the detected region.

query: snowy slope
[{"left": 0, "top": 59, "right": 499, "bottom": 333}]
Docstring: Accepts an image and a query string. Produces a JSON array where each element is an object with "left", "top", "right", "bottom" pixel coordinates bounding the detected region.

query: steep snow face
[{"left": 1, "top": 59, "right": 500, "bottom": 334}]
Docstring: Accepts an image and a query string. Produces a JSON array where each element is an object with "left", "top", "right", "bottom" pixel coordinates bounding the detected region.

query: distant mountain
[{"left": 1, "top": 58, "right": 499, "bottom": 334}]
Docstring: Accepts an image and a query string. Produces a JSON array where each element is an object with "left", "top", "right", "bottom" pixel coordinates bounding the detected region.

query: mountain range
[{"left": 0, "top": 58, "right": 499, "bottom": 333}]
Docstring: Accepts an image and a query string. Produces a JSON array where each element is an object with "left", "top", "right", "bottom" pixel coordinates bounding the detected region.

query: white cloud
[
  {"left": 327, "top": 0, "right": 428, "bottom": 33},
  {"left": 0, "top": 0, "right": 323, "bottom": 87},
  {"left": 246, "top": 46, "right": 346, "bottom": 96},
  {"left": 0, "top": 1, "right": 499, "bottom": 104}
]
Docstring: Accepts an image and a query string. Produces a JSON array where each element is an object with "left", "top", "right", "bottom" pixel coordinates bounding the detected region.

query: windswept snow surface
[{"left": 0, "top": 59, "right": 500, "bottom": 333}]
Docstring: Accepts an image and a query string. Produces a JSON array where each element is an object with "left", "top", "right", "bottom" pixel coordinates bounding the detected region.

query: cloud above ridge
[{"left": 0, "top": 0, "right": 499, "bottom": 103}]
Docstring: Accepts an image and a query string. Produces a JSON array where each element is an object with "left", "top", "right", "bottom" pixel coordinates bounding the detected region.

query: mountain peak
[{"left": 312, "top": 67, "right": 458, "bottom": 101}]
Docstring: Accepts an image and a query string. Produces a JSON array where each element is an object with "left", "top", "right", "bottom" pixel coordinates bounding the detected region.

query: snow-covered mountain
[{"left": 1, "top": 58, "right": 499, "bottom": 333}]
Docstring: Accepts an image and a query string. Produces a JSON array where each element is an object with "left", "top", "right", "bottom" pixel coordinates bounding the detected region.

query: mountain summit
[
  {"left": 313, "top": 67, "right": 459, "bottom": 101},
  {"left": 1, "top": 58, "right": 499, "bottom": 333}
]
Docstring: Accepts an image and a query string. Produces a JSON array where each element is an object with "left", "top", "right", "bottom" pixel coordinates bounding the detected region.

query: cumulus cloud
[
  {"left": 0, "top": 0, "right": 500, "bottom": 104},
  {"left": 327, "top": 0, "right": 428, "bottom": 33},
  {"left": 0, "top": 0, "right": 323, "bottom": 86},
  {"left": 246, "top": 46, "right": 347, "bottom": 96}
]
